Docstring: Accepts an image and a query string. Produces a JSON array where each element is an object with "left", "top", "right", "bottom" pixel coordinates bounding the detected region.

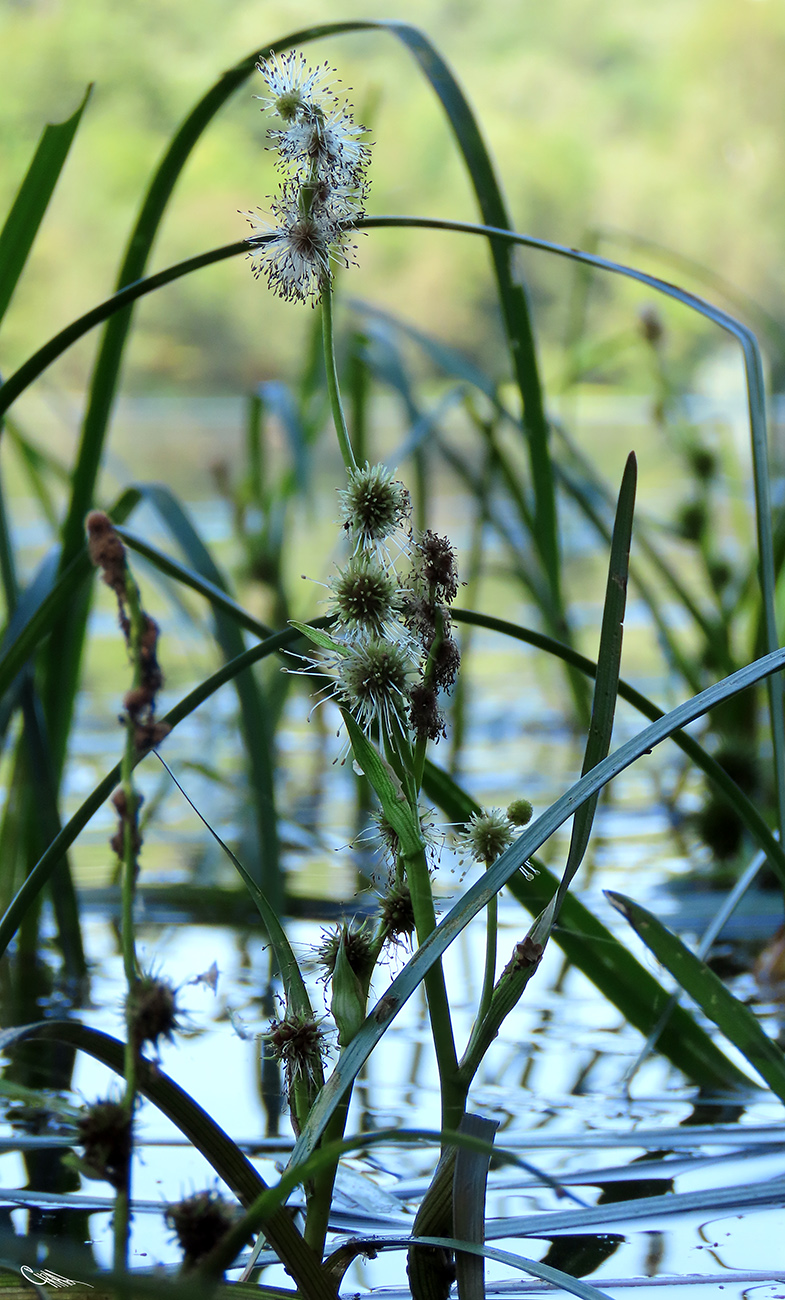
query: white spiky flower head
[
  {"left": 328, "top": 552, "right": 408, "bottom": 641},
  {"left": 255, "top": 51, "right": 337, "bottom": 122},
  {"left": 336, "top": 638, "right": 413, "bottom": 736},
  {"left": 244, "top": 49, "right": 370, "bottom": 305},
  {"left": 271, "top": 106, "right": 371, "bottom": 188},
  {"left": 242, "top": 187, "right": 357, "bottom": 304},
  {"left": 338, "top": 462, "right": 412, "bottom": 557}
]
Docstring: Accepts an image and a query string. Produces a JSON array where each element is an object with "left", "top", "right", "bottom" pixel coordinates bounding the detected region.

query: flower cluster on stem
[
  {"left": 243, "top": 50, "right": 370, "bottom": 304},
  {"left": 305, "top": 463, "right": 462, "bottom": 767}
]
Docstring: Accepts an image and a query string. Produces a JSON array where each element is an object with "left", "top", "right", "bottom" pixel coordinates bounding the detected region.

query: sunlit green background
[{"left": 1, "top": 0, "right": 783, "bottom": 395}]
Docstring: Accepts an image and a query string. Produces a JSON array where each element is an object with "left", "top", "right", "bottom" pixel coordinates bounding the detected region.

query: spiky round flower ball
[
  {"left": 371, "top": 804, "right": 440, "bottom": 867},
  {"left": 339, "top": 462, "right": 411, "bottom": 552},
  {"left": 380, "top": 881, "right": 416, "bottom": 945},
  {"left": 244, "top": 203, "right": 339, "bottom": 304},
  {"left": 336, "top": 638, "right": 411, "bottom": 733},
  {"left": 507, "top": 798, "right": 534, "bottom": 828},
  {"left": 317, "top": 922, "right": 375, "bottom": 982},
  {"left": 266, "top": 1013, "right": 325, "bottom": 1087},
  {"left": 456, "top": 808, "right": 515, "bottom": 866},
  {"left": 77, "top": 1099, "right": 132, "bottom": 1189},
  {"left": 128, "top": 975, "right": 179, "bottom": 1054},
  {"left": 273, "top": 107, "right": 371, "bottom": 188},
  {"left": 166, "top": 1189, "right": 240, "bottom": 1269},
  {"left": 255, "top": 52, "right": 337, "bottom": 122},
  {"left": 330, "top": 553, "right": 402, "bottom": 638}
]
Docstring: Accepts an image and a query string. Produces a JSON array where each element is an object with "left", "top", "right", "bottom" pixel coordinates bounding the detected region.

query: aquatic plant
[{"left": 0, "top": 22, "right": 783, "bottom": 1300}]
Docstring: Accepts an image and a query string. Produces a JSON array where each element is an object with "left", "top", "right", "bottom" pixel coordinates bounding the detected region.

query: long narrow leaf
[
  {"left": 0, "top": 87, "right": 91, "bottom": 329},
  {"left": 0, "top": 1022, "right": 332, "bottom": 1300},
  {"left": 422, "top": 760, "right": 754, "bottom": 1092},
  {"left": 116, "top": 526, "right": 272, "bottom": 641},
  {"left": 448, "top": 610, "right": 785, "bottom": 888},
  {"left": 138, "top": 483, "right": 281, "bottom": 905},
  {"left": 154, "top": 754, "right": 312, "bottom": 1020},
  {"left": 544, "top": 452, "right": 636, "bottom": 931},
  {"left": 286, "top": 644, "right": 785, "bottom": 1173},
  {"left": 0, "top": 622, "right": 329, "bottom": 958},
  {"left": 362, "top": 212, "right": 785, "bottom": 844},
  {"left": 607, "top": 891, "right": 785, "bottom": 1101}
]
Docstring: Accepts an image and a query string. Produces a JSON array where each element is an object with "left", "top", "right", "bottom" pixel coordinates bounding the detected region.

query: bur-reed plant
[{"left": 0, "top": 22, "right": 785, "bottom": 1300}]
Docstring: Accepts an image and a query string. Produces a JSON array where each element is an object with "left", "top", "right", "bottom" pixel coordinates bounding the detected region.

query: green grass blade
[
  {"left": 0, "top": 622, "right": 329, "bottom": 958},
  {"left": 0, "top": 87, "right": 91, "bottom": 330},
  {"left": 414, "top": 1239, "right": 616, "bottom": 1300},
  {"left": 512, "top": 866, "right": 753, "bottom": 1092},
  {"left": 450, "top": 606, "right": 785, "bottom": 887},
  {"left": 362, "top": 212, "right": 785, "bottom": 844},
  {"left": 556, "top": 452, "right": 733, "bottom": 682},
  {"left": 17, "top": 681, "right": 86, "bottom": 979},
  {"left": 154, "top": 754, "right": 312, "bottom": 1020},
  {"left": 379, "top": 24, "right": 558, "bottom": 603},
  {"left": 0, "top": 241, "right": 247, "bottom": 422},
  {"left": 0, "top": 491, "right": 140, "bottom": 703},
  {"left": 0, "top": 465, "right": 85, "bottom": 977},
  {"left": 0, "top": 1021, "right": 331, "bottom": 1298},
  {"left": 607, "top": 892, "right": 785, "bottom": 1101},
  {"left": 3, "top": 416, "right": 68, "bottom": 530},
  {"left": 208, "top": 1127, "right": 521, "bottom": 1280},
  {"left": 453, "top": 1113, "right": 498, "bottom": 1300},
  {"left": 546, "top": 452, "right": 636, "bottom": 927},
  {"left": 139, "top": 483, "right": 281, "bottom": 907},
  {"left": 286, "top": 644, "right": 785, "bottom": 1171},
  {"left": 54, "top": 20, "right": 376, "bottom": 566},
  {"left": 115, "top": 526, "right": 273, "bottom": 640},
  {"left": 422, "top": 760, "right": 754, "bottom": 1092}
]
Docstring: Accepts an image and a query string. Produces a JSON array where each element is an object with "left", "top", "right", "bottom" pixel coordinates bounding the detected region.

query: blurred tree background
[{"left": 1, "top": 0, "right": 783, "bottom": 395}]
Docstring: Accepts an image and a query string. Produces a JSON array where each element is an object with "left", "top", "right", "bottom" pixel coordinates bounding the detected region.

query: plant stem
[
  {"left": 304, "top": 1095, "right": 351, "bottom": 1261},
  {"left": 113, "top": 565, "right": 148, "bottom": 1273},
  {"left": 475, "top": 881, "right": 497, "bottom": 1031},
  {"left": 403, "top": 839, "right": 464, "bottom": 1128},
  {"left": 321, "top": 278, "right": 356, "bottom": 474}
]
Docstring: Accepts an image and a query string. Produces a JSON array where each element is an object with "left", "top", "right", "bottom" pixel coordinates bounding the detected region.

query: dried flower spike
[
  {"left": 166, "top": 1189, "right": 243, "bottom": 1271},
  {"left": 77, "top": 1099, "right": 132, "bottom": 1189},
  {"left": 128, "top": 974, "right": 180, "bottom": 1055}
]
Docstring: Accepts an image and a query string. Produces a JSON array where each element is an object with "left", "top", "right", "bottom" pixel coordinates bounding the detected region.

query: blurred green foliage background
[{"left": 1, "top": 0, "right": 783, "bottom": 394}]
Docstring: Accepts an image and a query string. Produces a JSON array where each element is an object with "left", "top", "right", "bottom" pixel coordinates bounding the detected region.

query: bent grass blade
[
  {"left": 0, "top": 1021, "right": 333, "bottom": 1300},
  {"left": 0, "top": 86, "right": 91, "bottom": 331},
  {"left": 285, "top": 644, "right": 785, "bottom": 1174},
  {"left": 607, "top": 891, "right": 785, "bottom": 1101}
]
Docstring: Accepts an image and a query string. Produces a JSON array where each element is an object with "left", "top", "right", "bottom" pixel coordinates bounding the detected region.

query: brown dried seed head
[
  {"left": 128, "top": 975, "right": 180, "bottom": 1053},
  {"left": 77, "top": 1099, "right": 132, "bottom": 1189},
  {"left": 86, "top": 511, "right": 126, "bottom": 593},
  {"left": 165, "top": 1189, "right": 242, "bottom": 1270}
]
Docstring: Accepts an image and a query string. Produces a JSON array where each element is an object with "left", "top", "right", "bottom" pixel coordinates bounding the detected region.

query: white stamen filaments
[{"left": 244, "top": 50, "right": 370, "bottom": 304}]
